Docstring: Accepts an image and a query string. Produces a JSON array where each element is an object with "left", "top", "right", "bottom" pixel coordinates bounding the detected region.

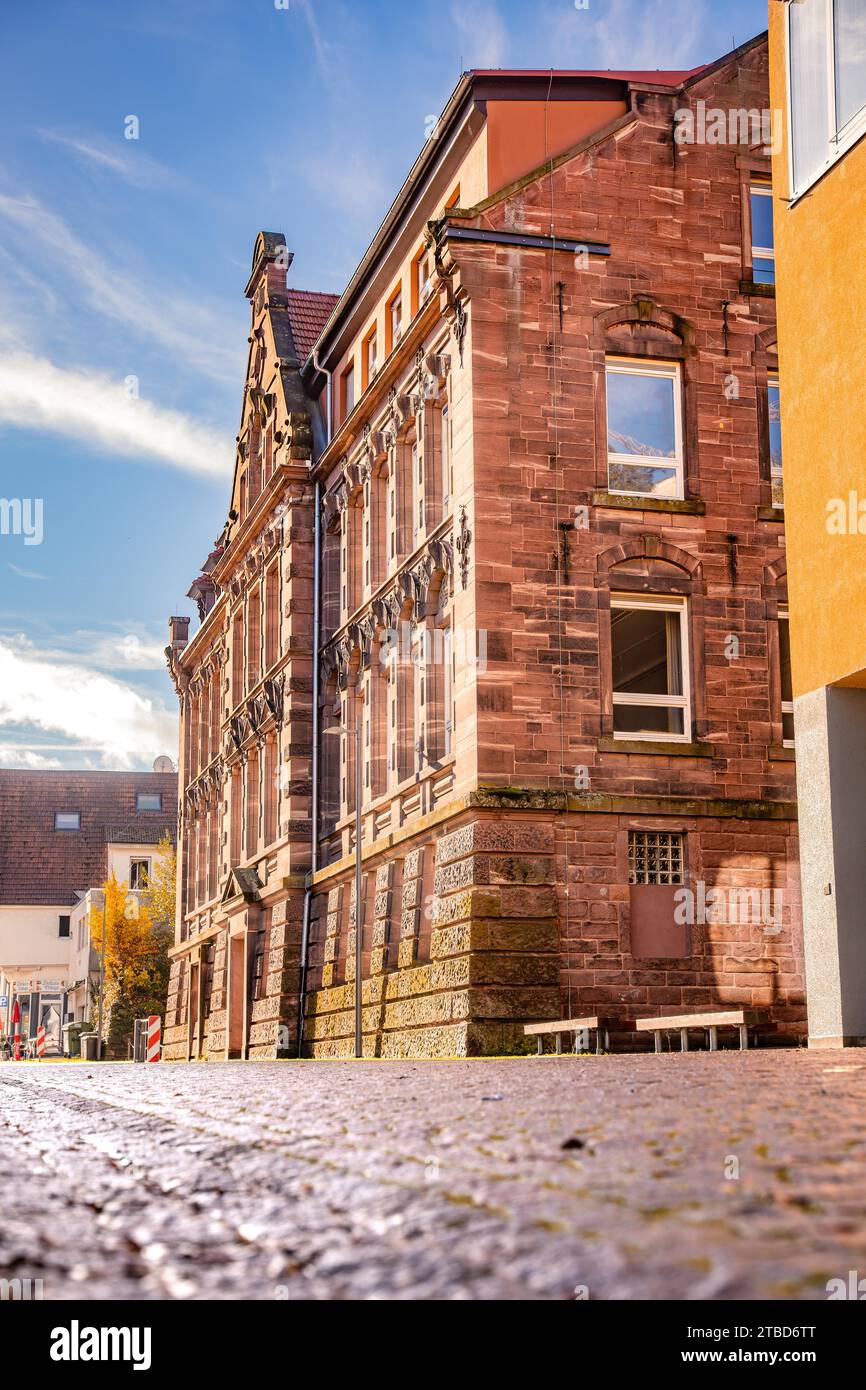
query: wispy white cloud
[
  {"left": 38, "top": 130, "right": 190, "bottom": 192},
  {"left": 532, "top": 0, "right": 705, "bottom": 70},
  {"left": 0, "top": 745, "right": 65, "bottom": 769},
  {"left": 451, "top": 0, "right": 509, "bottom": 67},
  {"left": 8, "top": 563, "right": 48, "bottom": 581},
  {"left": 0, "top": 637, "right": 177, "bottom": 770},
  {"left": 295, "top": 0, "right": 337, "bottom": 79},
  {"left": 296, "top": 147, "right": 389, "bottom": 227},
  {"left": 0, "top": 352, "right": 232, "bottom": 477},
  {"left": 1, "top": 628, "right": 169, "bottom": 673},
  {"left": 0, "top": 193, "right": 241, "bottom": 385}
]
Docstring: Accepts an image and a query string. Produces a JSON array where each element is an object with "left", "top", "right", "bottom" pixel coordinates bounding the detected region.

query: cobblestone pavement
[{"left": 2, "top": 1051, "right": 866, "bottom": 1301}]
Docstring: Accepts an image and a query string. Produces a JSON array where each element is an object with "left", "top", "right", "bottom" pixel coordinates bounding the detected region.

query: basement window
[
  {"left": 606, "top": 359, "right": 684, "bottom": 499},
  {"left": 54, "top": 812, "right": 80, "bottom": 831},
  {"left": 628, "top": 830, "right": 683, "bottom": 885},
  {"left": 628, "top": 830, "right": 689, "bottom": 958},
  {"left": 611, "top": 595, "right": 690, "bottom": 740}
]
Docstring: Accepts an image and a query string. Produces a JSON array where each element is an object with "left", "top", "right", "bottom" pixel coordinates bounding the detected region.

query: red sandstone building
[{"left": 164, "top": 34, "right": 804, "bottom": 1059}]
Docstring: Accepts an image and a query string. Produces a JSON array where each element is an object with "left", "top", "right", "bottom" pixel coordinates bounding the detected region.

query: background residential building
[
  {"left": 769, "top": 0, "right": 866, "bottom": 1046},
  {"left": 0, "top": 769, "right": 176, "bottom": 1048},
  {"left": 166, "top": 34, "right": 804, "bottom": 1059}
]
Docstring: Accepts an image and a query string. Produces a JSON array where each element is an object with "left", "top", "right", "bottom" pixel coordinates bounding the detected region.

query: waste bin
[
  {"left": 79, "top": 1033, "right": 100, "bottom": 1061},
  {"left": 62, "top": 1022, "right": 86, "bottom": 1057}
]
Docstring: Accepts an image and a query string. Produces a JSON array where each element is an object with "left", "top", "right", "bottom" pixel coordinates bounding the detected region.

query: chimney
[{"left": 168, "top": 615, "right": 190, "bottom": 650}]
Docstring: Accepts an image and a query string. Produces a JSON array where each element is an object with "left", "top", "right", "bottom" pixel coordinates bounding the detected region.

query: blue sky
[{"left": 0, "top": 0, "right": 768, "bottom": 770}]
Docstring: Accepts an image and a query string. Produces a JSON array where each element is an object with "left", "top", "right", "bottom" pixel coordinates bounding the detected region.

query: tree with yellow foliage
[{"left": 89, "top": 861, "right": 172, "bottom": 1057}]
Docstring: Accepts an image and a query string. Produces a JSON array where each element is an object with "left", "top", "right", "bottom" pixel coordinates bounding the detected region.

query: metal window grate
[{"left": 628, "top": 830, "right": 683, "bottom": 885}]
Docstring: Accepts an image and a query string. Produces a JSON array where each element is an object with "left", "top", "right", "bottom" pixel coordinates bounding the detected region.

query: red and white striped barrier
[
  {"left": 36, "top": 1025, "right": 45, "bottom": 1058},
  {"left": 146, "top": 1015, "right": 161, "bottom": 1063}
]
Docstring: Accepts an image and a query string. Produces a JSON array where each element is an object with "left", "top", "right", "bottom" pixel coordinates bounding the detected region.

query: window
[
  {"left": 252, "top": 933, "right": 266, "bottom": 1001},
  {"left": 58, "top": 915, "right": 70, "bottom": 938},
  {"left": 606, "top": 360, "right": 683, "bottom": 499},
  {"left": 388, "top": 289, "right": 403, "bottom": 354},
  {"left": 364, "top": 327, "right": 378, "bottom": 387},
  {"left": 749, "top": 183, "right": 774, "bottom": 284},
  {"left": 789, "top": 0, "right": 866, "bottom": 199},
  {"left": 441, "top": 405, "right": 451, "bottom": 511},
  {"left": 768, "top": 373, "right": 783, "bottom": 507},
  {"left": 54, "top": 812, "right": 80, "bottom": 831},
  {"left": 231, "top": 611, "right": 243, "bottom": 707},
  {"left": 265, "top": 563, "right": 279, "bottom": 669},
  {"left": 247, "top": 585, "right": 261, "bottom": 689},
  {"left": 341, "top": 362, "right": 355, "bottom": 420},
  {"left": 779, "top": 609, "right": 794, "bottom": 746},
  {"left": 628, "top": 831, "right": 683, "bottom": 885},
  {"left": 129, "top": 859, "right": 150, "bottom": 890},
  {"left": 611, "top": 595, "right": 690, "bottom": 740},
  {"left": 413, "top": 246, "right": 433, "bottom": 314},
  {"left": 136, "top": 792, "right": 162, "bottom": 812}
]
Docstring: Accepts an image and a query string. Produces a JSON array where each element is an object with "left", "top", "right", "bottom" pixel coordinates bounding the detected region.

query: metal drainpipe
[
  {"left": 298, "top": 346, "right": 330, "bottom": 1057},
  {"left": 297, "top": 339, "right": 331, "bottom": 1056},
  {"left": 297, "top": 471, "right": 323, "bottom": 1056}
]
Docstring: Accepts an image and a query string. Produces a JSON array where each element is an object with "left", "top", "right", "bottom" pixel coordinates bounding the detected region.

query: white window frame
[
  {"left": 767, "top": 371, "right": 783, "bottom": 509},
  {"left": 611, "top": 593, "right": 691, "bottom": 742},
  {"left": 54, "top": 811, "right": 80, "bottom": 831},
  {"left": 365, "top": 328, "right": 378, "bottom": 382},
  {"left": 390, "top": 290, "right": 402, "bottom": 348},
  {"left": 749, "top": 183, "right": 775, "bottom": 283},
  {"left": 606, "top": 358, "right": 684, "bottom": 501},
  {"left": 136, "top": 792, "right": 162, "bottom": 811},
  {"left": 778, "top": 606, "right": 795, "bottom": 748},
  {"left": 787, "top": 0, "right": 866, "bottom": 202},
  {"left": 129, "top": 857, "right": 151, "bottom": 890}
]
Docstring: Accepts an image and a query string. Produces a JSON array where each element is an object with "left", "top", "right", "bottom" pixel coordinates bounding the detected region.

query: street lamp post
[{"left": 93, "top": 889, "right": 106, "bottom": 1061}]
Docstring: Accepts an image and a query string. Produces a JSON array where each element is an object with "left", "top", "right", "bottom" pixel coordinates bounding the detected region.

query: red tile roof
[
  {"left": 286, "top": 288, "right": 339, "bottom": 365},
  {"left": 0, "top": 771, "right": 177, "bottom": 906}
]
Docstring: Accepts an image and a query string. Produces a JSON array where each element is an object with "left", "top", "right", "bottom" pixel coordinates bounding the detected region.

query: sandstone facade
[{"left": 165, "top": 37, "right": 804, "bottom": 1060}]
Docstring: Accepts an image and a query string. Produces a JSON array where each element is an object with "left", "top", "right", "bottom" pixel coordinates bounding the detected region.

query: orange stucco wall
[
  {"left": 769, "top": 4, "right": 866, "bottom": 697},
  {"left": 486, "top": 98, "right": 625, "bottom": 195}
]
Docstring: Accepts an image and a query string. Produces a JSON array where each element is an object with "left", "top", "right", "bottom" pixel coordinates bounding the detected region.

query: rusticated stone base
[
  {"left": 304, "top": 815, "right": 561, "bottom": 1057},
  {"left": 165, "top": 895, "right": 305, "bottom": 1061}
]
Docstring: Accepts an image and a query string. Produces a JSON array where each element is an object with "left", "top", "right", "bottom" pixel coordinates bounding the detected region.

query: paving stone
[{"left": 1, "top": 1052, "right": 865, "bottom": 1300}]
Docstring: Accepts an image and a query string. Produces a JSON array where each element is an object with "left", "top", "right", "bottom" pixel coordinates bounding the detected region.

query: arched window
[
  {"left": 592, "top": 301, "right": 694, "bottom": 500},
  {"left": 597, "top": 537, "right": 705, "bottom": 743}
]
